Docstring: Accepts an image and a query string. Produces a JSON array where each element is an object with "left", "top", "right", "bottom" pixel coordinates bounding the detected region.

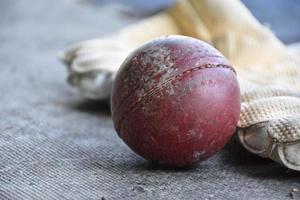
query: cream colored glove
[{"left": 60, "top": 0, "right": 300, "bottom": 170}]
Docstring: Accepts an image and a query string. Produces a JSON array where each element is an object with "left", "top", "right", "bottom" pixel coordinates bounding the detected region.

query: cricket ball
[{"left": 111, "top": 35, "right": 240, "bottom": 167}]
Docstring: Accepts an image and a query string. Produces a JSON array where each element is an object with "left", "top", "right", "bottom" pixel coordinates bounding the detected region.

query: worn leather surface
[{"left": 1, "top": 0, "right": 300, "bottom": 199}]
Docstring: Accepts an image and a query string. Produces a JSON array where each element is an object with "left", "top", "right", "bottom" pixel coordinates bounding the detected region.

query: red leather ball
[{"left": 111, "top": 35, "right": 240, "bottom": 167}]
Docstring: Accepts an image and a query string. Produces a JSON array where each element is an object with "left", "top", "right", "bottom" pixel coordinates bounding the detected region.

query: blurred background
[{"left": 79, "top": 0, "right": 300, "bottom": 43}]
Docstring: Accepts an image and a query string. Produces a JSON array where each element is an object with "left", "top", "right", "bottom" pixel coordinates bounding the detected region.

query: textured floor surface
[{"left": 1, "top": 0, "right": 300, "bottom": 199}]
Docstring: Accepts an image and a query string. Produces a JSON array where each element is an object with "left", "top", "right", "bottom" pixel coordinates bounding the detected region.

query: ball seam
[
  {"left": 115, "top": 64, "right": 235, "bottom": 133},
  {"left": 113, "top": 55, "right": 231, "bottom": 117}
]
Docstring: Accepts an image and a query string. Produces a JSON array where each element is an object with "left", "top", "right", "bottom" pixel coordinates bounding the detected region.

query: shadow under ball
[{"left": 111, "top": 35, "right": 241, "bottom": 167}]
